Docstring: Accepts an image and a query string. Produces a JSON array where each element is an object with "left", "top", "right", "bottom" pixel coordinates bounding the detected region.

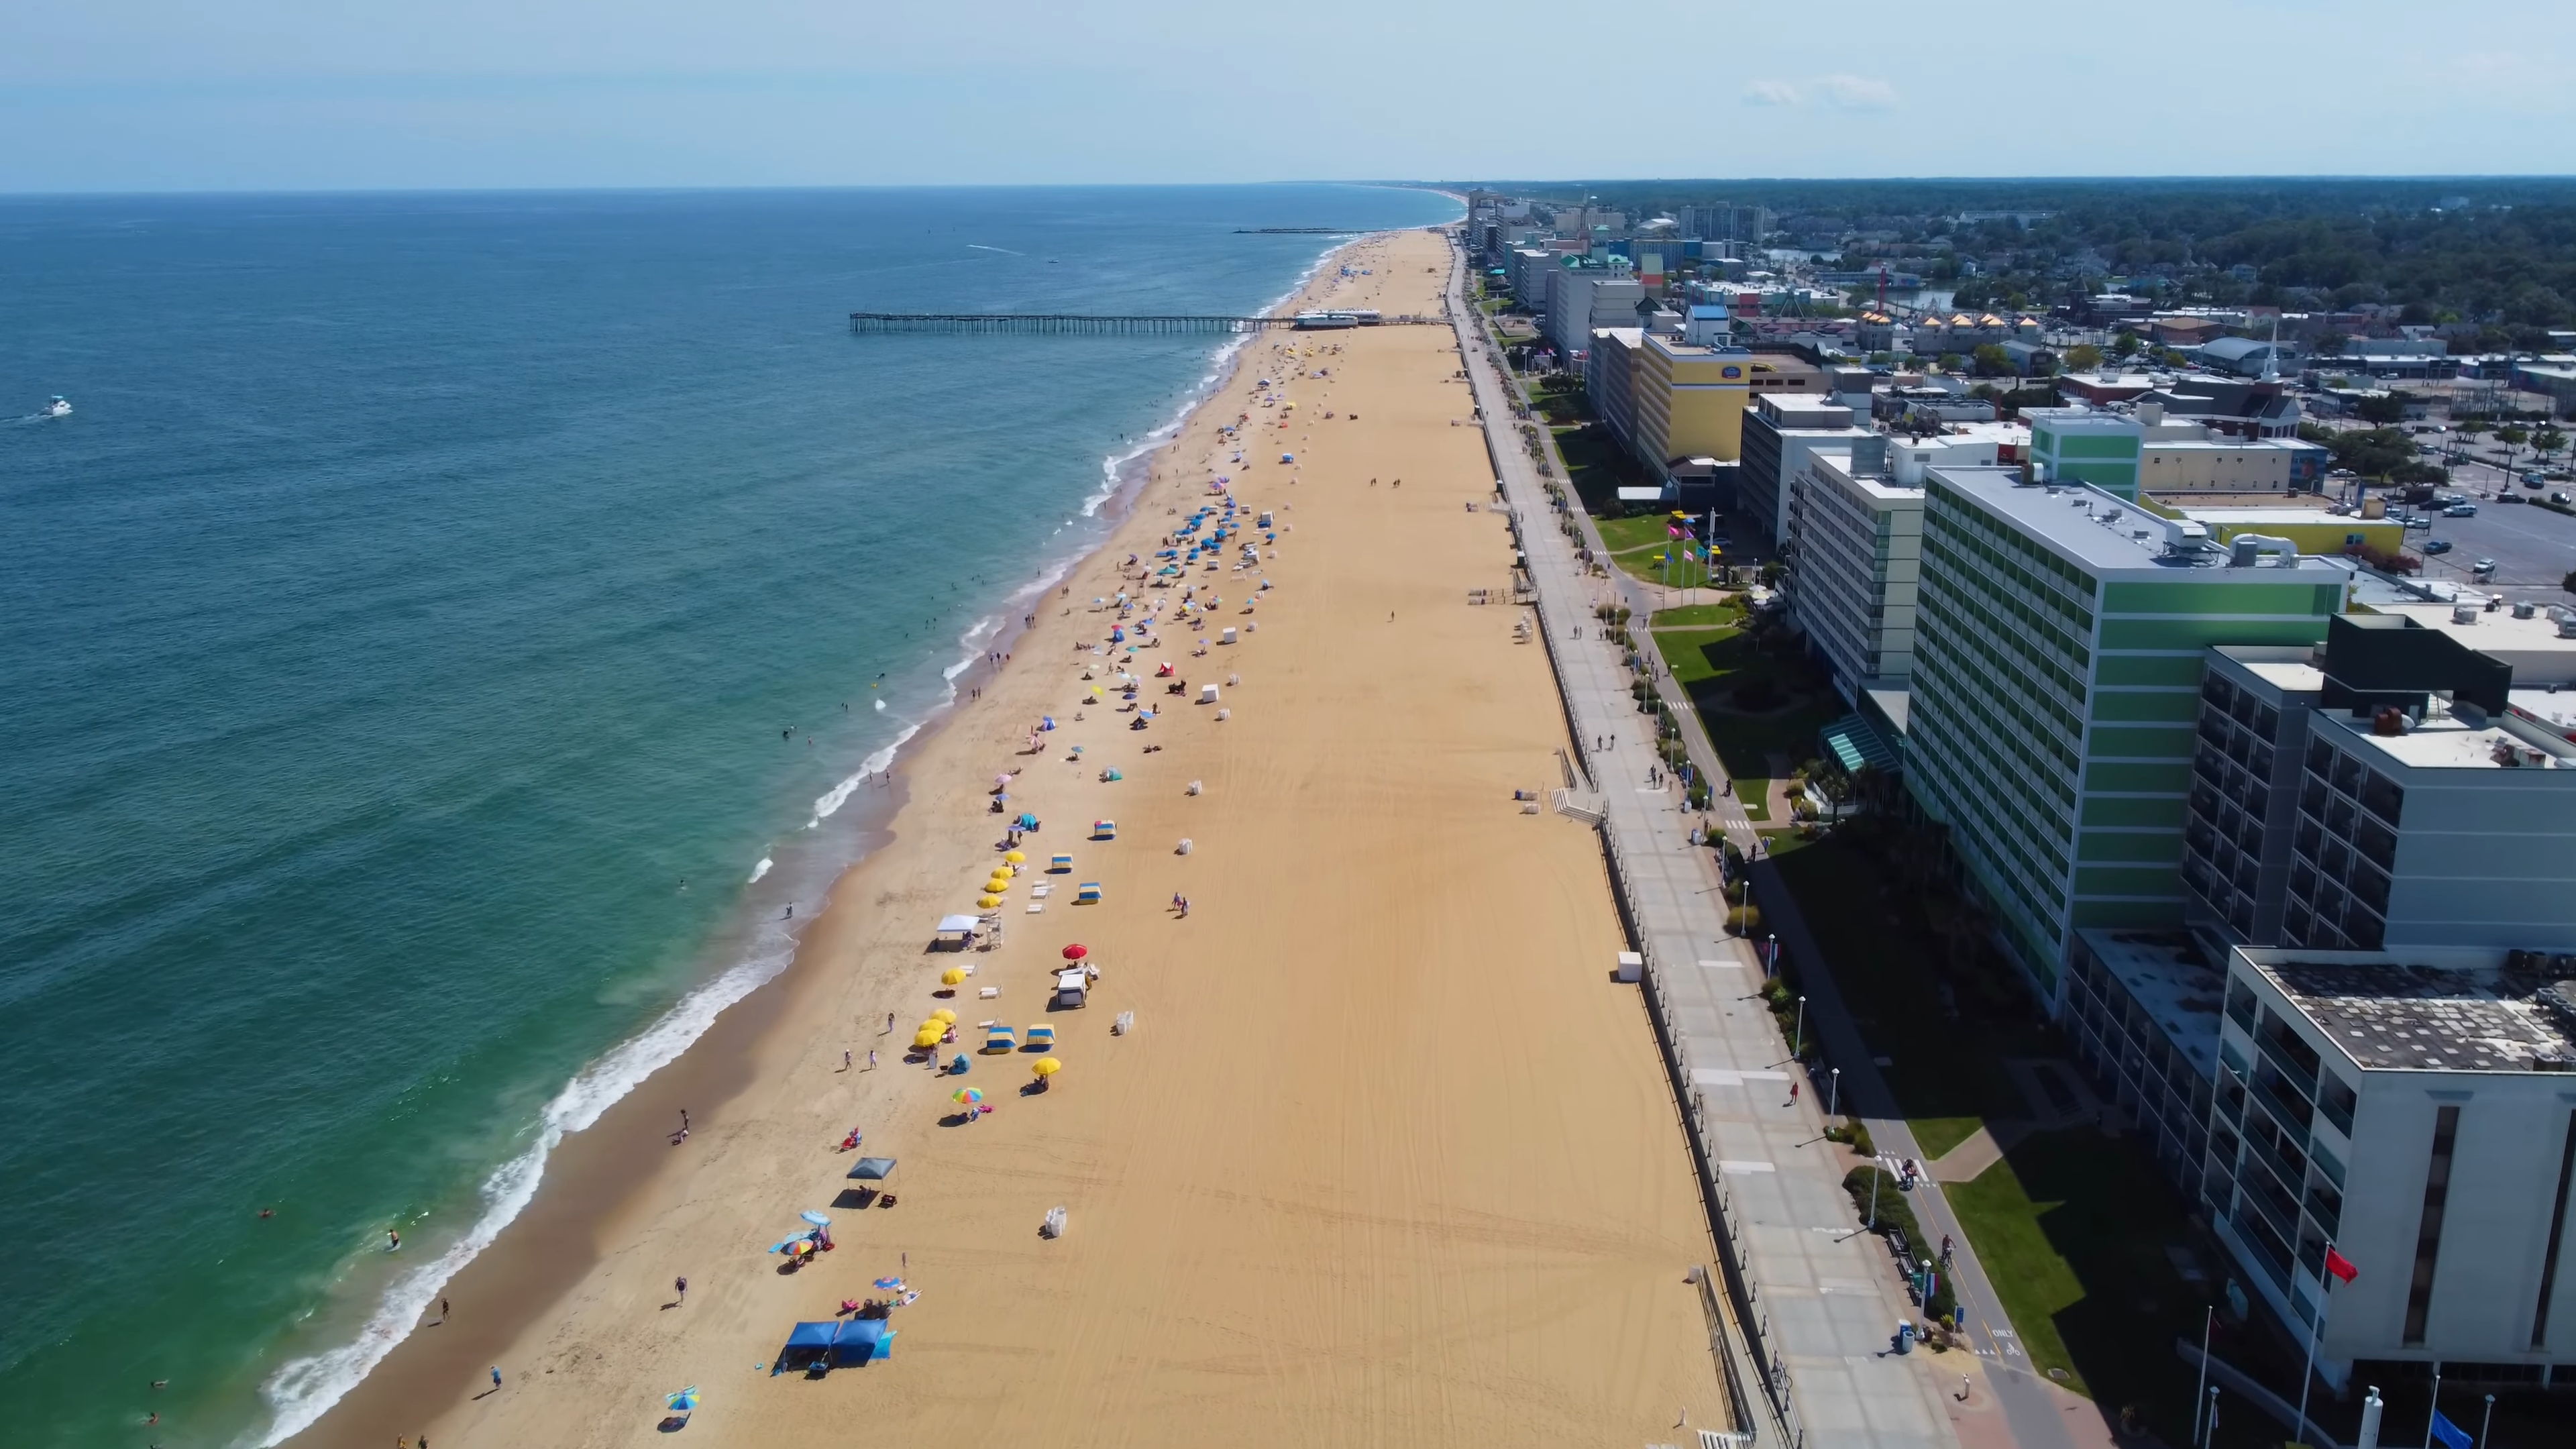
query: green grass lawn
[
  {"left": 1651, "top": 627, "right": 1838, "bottom": 816},
  {"left": 1943, "top": 1131, "right": 2215, "bottom": 1436},
  {"left": 1550, "top": 423, "right": 1645, "bottom": 515},
  {"left": 1650, "top": 602, "right": 1746, "bottom": 629}
]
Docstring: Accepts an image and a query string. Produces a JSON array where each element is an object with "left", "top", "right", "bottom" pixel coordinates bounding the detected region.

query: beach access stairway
[{"left": 1450, "top": 256, "right": 1963, "bottom": 1449}]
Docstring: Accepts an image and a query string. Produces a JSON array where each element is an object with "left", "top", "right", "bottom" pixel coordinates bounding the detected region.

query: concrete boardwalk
[{"left": 1449, "top": 256, "right": 1960, "bottom": 1449}]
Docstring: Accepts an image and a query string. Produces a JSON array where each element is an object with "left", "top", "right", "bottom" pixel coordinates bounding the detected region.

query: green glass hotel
[{"left": 1906, "top": 466, "right": 2345, "bottom": 998}]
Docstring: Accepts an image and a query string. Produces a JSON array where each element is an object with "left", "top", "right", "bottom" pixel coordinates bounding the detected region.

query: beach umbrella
[
  {"left": 873, "top": 1277, "right": 905, "bottom": 1290},
  {"left": 995, "top": 774, "right": 1013, "bottom": 790},
  {"left": 800, "top": 1210, "right": 832, "bottom": 1226},
  {"left": 912, "top": 1026, "right": 943, "bottom": 1049},
  {"left": 1004, "top": 850, "right": 1026, "bottom": 864},
  {"left": 940, "top": 967, "right": 968, "bottom": 986},
  {"left": 952, "top": 1087, "right": 983, "bottom": 1105},
  {"left": 931, "top": 1008, "right": 957, "bottom": 1023},
  {"left": 1032, "top": 1057, "right": 1062, "bottom": 1077},
  {"left": 977, "top": 894, "right": 1003, "bottom": 909},
  {"left": 666, "top": 1387, "right": 700, "bottom": 1412},
  {"left": 1061, "top": 944, "right": 1089, "bottom": 961}
]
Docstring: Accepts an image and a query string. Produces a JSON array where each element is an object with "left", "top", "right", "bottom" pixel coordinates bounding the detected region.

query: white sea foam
[
  {"left": 254, "top": 929, "right": 798, "bottom": 1446},
  {"left": 807, "top": 722, "right": 920, "bottom": 828},
  {"left": 1077, "top": 237, "right": 1353, "bottom": 520},
  {"left": 248, "top": 227, "right": 1392, "bottom": 1449},
  {"left": 747, "top": 856, "right": 772, "bottom": 884}
]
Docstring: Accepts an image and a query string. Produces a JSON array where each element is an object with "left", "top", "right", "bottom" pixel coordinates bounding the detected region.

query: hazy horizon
[{"left": 9, "top": 0, "right": 2573, "bottom": 194}]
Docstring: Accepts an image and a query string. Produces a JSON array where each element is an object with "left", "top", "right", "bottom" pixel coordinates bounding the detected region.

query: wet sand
[{"left": 295, "top": 228, "right": 1725, "bottom": 1448}]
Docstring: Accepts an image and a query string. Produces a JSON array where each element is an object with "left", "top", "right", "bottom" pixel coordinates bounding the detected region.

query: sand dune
[{"left": 307, "top": 228, "right": 1725, "bottom": 1449}]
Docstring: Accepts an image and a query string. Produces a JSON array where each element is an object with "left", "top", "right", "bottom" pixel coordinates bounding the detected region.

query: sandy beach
[{"left": 297, "top": 227, "right": 1726, "bottom": 1448}]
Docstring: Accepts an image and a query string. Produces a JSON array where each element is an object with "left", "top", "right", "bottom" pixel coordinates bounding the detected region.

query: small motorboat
[{"left": 43, "top": 396, "right": 71, "bottom": 417}]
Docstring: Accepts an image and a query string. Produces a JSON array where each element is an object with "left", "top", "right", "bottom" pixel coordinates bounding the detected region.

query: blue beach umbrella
[
  {"left": 667, "top": 1387, "right": 700, "bottom": 1412},
  {"left": 800, "top": 1210, "right": 831, "bottom": 1226}
]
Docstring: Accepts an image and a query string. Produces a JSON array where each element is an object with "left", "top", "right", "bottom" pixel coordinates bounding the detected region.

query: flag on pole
[
  {"left": 2428, "top": 1408, "right": 2472, "bottom": 1449},
  {"left": 2323, "top": 1247, "right": 2359, "bottom": 1284}
]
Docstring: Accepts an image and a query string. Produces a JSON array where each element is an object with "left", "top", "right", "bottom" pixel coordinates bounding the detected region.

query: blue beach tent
[
  {"left": 774, "top": 1320, "right": 841, "bottom": 1374},
  {"left": 833, "top": 1318, "right": 892, "bottom": 1365}
]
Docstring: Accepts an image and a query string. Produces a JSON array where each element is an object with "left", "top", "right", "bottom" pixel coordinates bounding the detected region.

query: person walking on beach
[
  {"left": 867, "top": 1049, "right": 877, "bottom": 1070},
  {"left": 437, "top": 1297, "right": 450, "bottom": 1324},
  {"left": 843, "top": 1049, "right": 852, "bottom": 1071},
  {"left": 490, "top": 1366, "right": 502, "bottom": 1391},
  {"left": 885, "top": 1012, "right": 896, "bottom": 1034},
  {"left": 675, "top": 1276, "right": 688, "bottom": 1305}
]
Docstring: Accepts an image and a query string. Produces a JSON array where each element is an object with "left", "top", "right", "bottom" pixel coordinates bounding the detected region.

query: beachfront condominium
[
  {"left": 1731, "top": 390, "right": 1860, "bottom": 545},
  {"left": 2184, "top": 611, "right": 2576, "bottom": 951},
  {"left": 1784, "top": 435, "right": 1915, "bottom": 702},
  {"left": 1904, "top": 467, "right": 2344, "bottom": 999},
  {"left": 1545, "top": 267, "right": 1643, "bottom": 364},
  {"left": 2025, "top": 406, "right": 2145, "bottom": 499},
  {"left": 1585, "top": 327, "right": 1645, "bottom": 463},
  {"left": 2206, "top": 945, "right": 2576, "bottom": 1385}
]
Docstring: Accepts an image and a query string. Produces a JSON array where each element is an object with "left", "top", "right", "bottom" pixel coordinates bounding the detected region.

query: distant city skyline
[{"left": 7, "top": 0, "right": 2574, "bottom": 193}]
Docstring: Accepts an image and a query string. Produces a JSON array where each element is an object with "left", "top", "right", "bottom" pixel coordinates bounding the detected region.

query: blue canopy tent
[
  {"left": 845, "top": 1155, "right": 898, "bottom": 1181},
  {"left": 832, "top": 1318, "right": 894, "bottom": 1365},
  {"left": 773, "top": 1320, "right": 841, "bottom": 1375}
]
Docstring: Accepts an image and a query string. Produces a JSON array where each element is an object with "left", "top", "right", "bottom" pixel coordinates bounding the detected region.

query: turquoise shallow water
[{"left": 0, "top": 184, "right": 1457, "bottom": 1447}]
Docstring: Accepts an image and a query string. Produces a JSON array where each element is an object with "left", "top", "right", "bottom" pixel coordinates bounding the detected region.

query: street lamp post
[
  {"left": 1829, "top": 1067, "right": 1841, "bottom": 1122},
  {"left": 1794, "top": 995, "right": 1807, "bottom": 1059}
]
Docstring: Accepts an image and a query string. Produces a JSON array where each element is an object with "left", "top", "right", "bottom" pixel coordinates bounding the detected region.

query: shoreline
[{"left": 275, "top": 228, "right": 1409, "bottom": 1448}]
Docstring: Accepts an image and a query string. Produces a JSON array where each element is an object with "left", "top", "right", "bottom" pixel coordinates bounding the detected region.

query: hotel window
[{"left": 2403, "top": 1105, "right": 2463, "bottom": 1346}]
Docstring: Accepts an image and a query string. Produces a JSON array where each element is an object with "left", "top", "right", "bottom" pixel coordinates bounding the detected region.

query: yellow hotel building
[{"left": 1632, "top": 335, "right": 1821, "bottom": 468}]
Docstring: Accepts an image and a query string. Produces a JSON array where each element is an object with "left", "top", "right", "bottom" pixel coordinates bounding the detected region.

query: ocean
[{"left": 0, "top": 183, "right": 1459, "bottom": 1448}]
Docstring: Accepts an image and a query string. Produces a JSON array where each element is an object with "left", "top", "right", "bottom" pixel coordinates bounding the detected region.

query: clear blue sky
[{"left": 7, "top": 0, "right": 2572, "bottom": 193}]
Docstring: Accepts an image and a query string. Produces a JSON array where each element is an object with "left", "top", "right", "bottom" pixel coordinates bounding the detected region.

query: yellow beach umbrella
[
  {"left": 991, "top": 863, "right": 1015, "bottom": 877},
  {"left": 977, "top": 894, "right": 1003, "bottom": 909},
  {"left": 930, "top": 1008, "right": 957, "bottom": 1024},
  {"left": 1032, "top": 1057, "right": 1062, "bottom": 1077},
  {"left": 985, "top": 874, "right": 1011, "bottom": 890},
  {"left": 913, "top": 1026, "right": 943, "bottom": 1049},
  {"left": 940, "top": 967, "right": 969, "bottom": 986},
  {"left": 1004, "top": 850, "right": 1026, "bottom": 864}
]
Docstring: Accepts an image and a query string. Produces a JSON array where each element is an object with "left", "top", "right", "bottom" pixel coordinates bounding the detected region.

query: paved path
[
  {"left": 1924, "top": 1124, "right": 2029, "bottom": 1185},
  {"left": 1450, "top": 250, "right": 1960, "bottom": 1449},
  {"left": 1747, "top": 865, "right": 2110, "bottom": 1449}
]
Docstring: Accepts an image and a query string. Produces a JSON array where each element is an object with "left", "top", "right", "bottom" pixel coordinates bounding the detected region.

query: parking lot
[{"left": 2405, "top": 496, "right": 2576, "bottom": 594}]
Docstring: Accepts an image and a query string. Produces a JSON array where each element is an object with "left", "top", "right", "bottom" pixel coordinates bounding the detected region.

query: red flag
[{"left": 2324, "top": 1247, "right": 2359, "bottom": 1285}]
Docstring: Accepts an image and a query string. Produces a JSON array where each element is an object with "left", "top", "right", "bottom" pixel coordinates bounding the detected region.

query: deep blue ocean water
[{"left": 0, "top": 184, "right": 1458, "bottom": 1447}]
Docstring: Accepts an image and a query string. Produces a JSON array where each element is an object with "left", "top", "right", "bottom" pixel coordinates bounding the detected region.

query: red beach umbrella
[{"left": 1061, "top": 944, "right": 1089, "bottom": 961}]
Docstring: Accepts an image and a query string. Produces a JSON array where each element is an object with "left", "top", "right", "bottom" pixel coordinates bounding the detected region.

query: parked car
[
  {"left": 2473, "top": 559, "right": 2499, "bottom": 577},
  {"left": 2553, "top": 491, "right": 2571, "bottom": 506},
  {"left": 2424, "top": 539, "right": 2455, "bottom": 555},
  {"left": 2405, "top": 515, "right": 2433, "bottom": 529},
  {"left": 2445, "top": 502, "right": 2479, "bottom": 517},
  {"left": 2525, "top": 474, "right": 2547, "bottom": 489},
  {"left": 2498, "top": 492, "right": 2528, "bottom": 504}
]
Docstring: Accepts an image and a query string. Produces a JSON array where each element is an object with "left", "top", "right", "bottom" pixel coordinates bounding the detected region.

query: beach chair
[
  {"left": 1075, "top": 882, "right": 1103, "bottom": 905},
  {"left": 1024, "top": 1024, "right": 1055, "bottom": 1050}
]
